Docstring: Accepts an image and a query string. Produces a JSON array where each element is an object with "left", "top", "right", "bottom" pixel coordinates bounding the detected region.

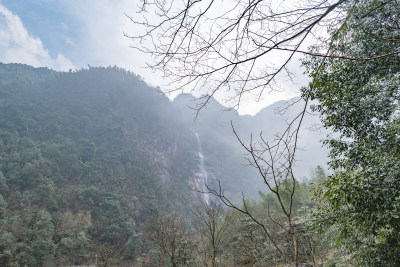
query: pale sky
[{"left": 0, "top": 0, "right": 306, "bottom": 115}]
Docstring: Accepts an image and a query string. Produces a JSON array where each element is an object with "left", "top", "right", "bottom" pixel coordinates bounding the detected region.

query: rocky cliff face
[{"left": 141, "top": 129, "right": 196, "bottom": 184}]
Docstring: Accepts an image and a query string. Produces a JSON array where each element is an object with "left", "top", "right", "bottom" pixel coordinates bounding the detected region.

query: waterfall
[{"left": 194, "top": 132, "right": 210, "bottom": 205}]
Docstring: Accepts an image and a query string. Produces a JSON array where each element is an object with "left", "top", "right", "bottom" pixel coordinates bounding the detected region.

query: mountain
[
  {"left": 0, "top": 63, "right": 328, "bottom": 266},
  {"left": 0, "top": 64, "right": 199, "bottom": 266}
]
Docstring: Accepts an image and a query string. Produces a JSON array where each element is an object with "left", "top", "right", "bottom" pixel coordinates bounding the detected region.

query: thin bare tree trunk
[{"left": 288, "top": 218, "right": 298, "bottom": 267}]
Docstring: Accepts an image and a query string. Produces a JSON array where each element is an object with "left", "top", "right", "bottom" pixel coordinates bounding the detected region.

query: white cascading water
[{"left": 194, "top": 132, "right": 210, "bottom": 205}]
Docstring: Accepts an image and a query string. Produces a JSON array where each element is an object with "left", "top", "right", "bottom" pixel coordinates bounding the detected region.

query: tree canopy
[{"left": 303, "top": 0, "right": 400, "bottom": 265}]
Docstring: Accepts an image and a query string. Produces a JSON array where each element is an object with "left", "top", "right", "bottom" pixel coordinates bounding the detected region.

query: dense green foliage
[
  {"left": 304, "top": 0, "right": 400, "bottom": 265},
  {"left": 0, "top": 64, "right": 198, "bottom": 266}
]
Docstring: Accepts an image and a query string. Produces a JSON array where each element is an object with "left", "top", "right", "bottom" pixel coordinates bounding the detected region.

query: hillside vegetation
[{"left": 0, "top": 63, "right": 331, "bottom": 266}]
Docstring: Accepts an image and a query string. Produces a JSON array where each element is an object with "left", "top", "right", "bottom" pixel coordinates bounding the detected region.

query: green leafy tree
[
  {"left": 0, "top": 171, "right": 8, "bottom": 193},
  {"left": 0, "top": 195, "right": 6, "bottom": 219},
  {"left": 303, "top": 0, "right": 400, "bottom": 265},
  {"left": 54, "top": 211, "right": 91, "bottom": 265},
  {"left": 28, "top": 210, "right": 57, "bottom": 266}
]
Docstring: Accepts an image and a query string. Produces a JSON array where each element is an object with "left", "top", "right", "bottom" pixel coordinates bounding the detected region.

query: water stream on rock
[{"left": 194, "top": 132, "right": 210, "bottom": 205}]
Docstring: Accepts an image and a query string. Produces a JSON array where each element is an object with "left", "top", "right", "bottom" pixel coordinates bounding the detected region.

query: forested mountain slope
[
  {"left": 0, "top": 64, "right": 198, "bottom": 266},
  {"left": 0, "top": 63, "right": 327, "bottom": 266}
]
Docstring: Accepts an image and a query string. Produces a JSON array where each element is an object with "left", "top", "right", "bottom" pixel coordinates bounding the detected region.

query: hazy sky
[{"left": 0, "top": 0, "right": 304, "bottom": 115}]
